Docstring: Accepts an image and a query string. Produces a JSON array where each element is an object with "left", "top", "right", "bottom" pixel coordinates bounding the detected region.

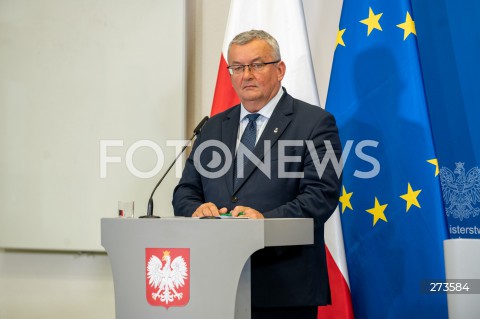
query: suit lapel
[{"left": 222, "top": 106, "right": 241, "bottom": 195}]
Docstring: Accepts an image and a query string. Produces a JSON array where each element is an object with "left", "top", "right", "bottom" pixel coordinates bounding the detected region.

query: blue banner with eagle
[
  {"left": 410, "top": 0, "right": 480, "bottom": 239},
  {"left": 325, "top": 0, "right": 449, "bottom": 318}
]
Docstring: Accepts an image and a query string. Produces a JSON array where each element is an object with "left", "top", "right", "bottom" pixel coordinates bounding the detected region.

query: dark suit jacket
[{"left": 172, "top": 90, "right": 342, "bottom": 308}]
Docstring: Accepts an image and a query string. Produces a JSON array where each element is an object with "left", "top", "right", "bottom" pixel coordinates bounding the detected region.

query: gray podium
[{"left": 101, "top": 217, "right": 313, "bottom": 319}]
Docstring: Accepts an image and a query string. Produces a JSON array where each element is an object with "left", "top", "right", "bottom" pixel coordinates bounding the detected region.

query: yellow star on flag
[
  {"left": 336, "top": 28, "right": 346, "bottom": 49},
  {"left": 360, "top": 7, "right": 383, "bottom": 36},
  {"left": 400, "top": 183, "right": 422, "bottom": 212},
  {"left": 366, "top": 197, "right": 388, "bottom": 226},
  {"left": 397, "top": 11, "right": 417, "bottom": 40},
  {"left": 339, "top": 185, "right": 353, "bottom": 213},
  {"left": 427, "top": 158, "right": 440, "bottom": 176}
]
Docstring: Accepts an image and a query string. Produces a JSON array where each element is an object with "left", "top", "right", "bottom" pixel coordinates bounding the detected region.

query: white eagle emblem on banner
[{"left": 440, "top": 162, "right": 480, "bottom": 220}]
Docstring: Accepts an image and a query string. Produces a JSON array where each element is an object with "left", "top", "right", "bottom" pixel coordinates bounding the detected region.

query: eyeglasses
[{"left": 227, "top": 61, "right": 280, "bottom": 75}]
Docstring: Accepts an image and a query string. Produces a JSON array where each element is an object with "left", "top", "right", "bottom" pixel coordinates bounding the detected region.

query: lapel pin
[{"left": 274, "top": 128, "right": 279, "bottom": 133}]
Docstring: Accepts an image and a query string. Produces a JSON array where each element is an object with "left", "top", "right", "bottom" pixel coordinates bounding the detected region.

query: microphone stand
[{"left": 140, "top": 116, "right": 209, "bottom": 218}]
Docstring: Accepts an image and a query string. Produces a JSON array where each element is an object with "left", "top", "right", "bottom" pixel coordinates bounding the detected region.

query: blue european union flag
[{"left": 326, "top": 1, "right": 449, "bottom": 318}]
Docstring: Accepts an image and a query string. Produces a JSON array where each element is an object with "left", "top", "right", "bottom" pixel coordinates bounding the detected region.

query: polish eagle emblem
[
  {"left": 146, "top": 249, "right": 189, "bottom": 307},
  {"left": 440, "top": 162, "right": 480, "bottom": 221}
]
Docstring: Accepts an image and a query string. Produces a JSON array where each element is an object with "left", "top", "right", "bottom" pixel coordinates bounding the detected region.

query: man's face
[{"left": 228, "top": 39, "right": 286, "bottom": 112}]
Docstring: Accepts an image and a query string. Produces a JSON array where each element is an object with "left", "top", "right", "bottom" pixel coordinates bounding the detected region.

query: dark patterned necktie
[{"left": 234, "top": 113, "right": 260, "bottom": 188}]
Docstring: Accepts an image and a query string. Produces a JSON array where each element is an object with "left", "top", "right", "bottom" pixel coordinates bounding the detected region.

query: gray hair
[{"left": 228, "top": 30, "right": 281, "bottom": 61}]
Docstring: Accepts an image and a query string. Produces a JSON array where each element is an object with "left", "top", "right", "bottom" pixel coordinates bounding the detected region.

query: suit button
[{"left": 231, "top": 196, "right": 238, "bottom": 203}]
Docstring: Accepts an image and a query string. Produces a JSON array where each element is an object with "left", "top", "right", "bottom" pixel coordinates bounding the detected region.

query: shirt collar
[{"left": 239, "top": 87, "right": 284, "bottom": 121}]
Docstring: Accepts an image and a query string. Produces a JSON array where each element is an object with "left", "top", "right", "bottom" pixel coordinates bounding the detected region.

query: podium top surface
[{"left": 101, "top": 217, "right": 313, "bottom": 248}]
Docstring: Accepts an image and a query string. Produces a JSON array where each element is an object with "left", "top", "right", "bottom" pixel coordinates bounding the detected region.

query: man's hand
[
  {"left": 192, "top": 202, "right": 228, "bottom": 217},
  {"left": 231, "top": 206, "right": 264, "bottom": 219}
]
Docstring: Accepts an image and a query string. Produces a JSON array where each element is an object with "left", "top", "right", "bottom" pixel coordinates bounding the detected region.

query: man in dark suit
[{"left": 173, "top": 30, "right": 342, "bottom": 319}]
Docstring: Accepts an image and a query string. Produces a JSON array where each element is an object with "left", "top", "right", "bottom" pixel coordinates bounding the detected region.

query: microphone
[{"left": 140, "top": 116, "right": 209, "bottom": 218}]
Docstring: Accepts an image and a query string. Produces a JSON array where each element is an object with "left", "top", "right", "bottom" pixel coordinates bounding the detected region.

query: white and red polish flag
[{"left": 210, "top": 0, "right": 354, "bottom": 318}]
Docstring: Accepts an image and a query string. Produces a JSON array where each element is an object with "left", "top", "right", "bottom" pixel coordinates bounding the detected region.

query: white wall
[
  {"left": 0, "top": 251, "right": 114, "bottom": 319},
  {"left": 0, "top": 1, "right": 342, "bottom": 318},
  {"left": 0, "top": 0, "right": 186, "bottom": 251}
]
